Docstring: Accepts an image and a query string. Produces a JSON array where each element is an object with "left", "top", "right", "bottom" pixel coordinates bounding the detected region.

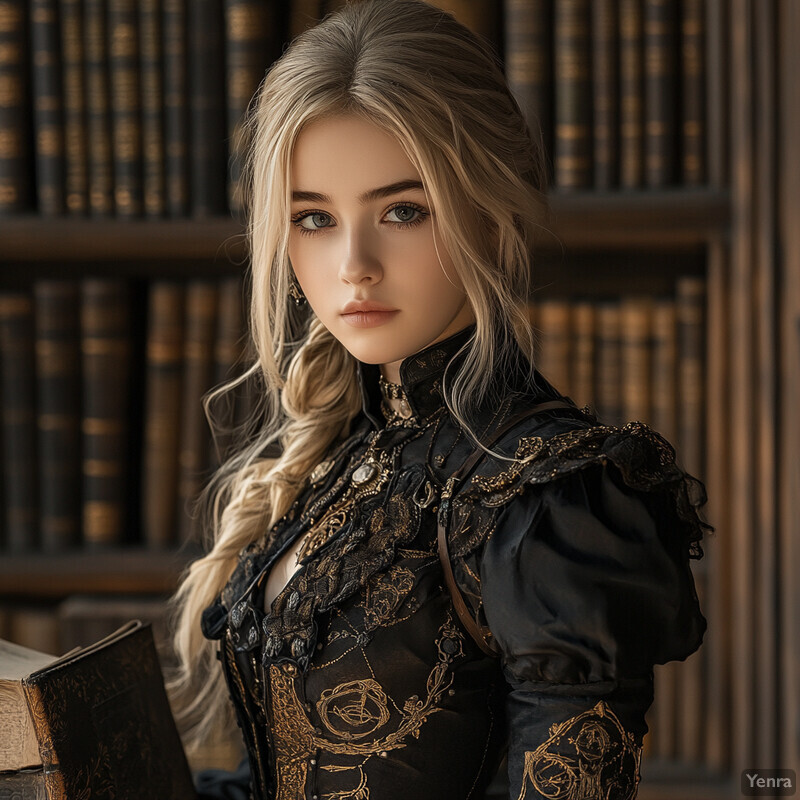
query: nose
[{"left": 337, "top": 225, "right": 383, "bottom": 286}]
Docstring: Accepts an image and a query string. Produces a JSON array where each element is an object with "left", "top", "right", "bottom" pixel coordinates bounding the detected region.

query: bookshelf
[{"left": 0, "top": 0, "right": 796, "bottom": 794}]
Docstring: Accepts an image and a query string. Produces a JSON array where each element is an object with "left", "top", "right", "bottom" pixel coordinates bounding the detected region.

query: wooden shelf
[
  {"left": 0, "top": 548, "right": 200, "bottom": 598},
  {"left": 0, "top": 188, "right": 730, "bottom": 264},
  {"left": 543, "top": 187, "right": 730, "bottom": 250}
]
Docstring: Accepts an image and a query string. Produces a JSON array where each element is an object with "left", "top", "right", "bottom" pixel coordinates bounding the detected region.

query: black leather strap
[{"left": 437, "top": 400, "right": 579, "bottom": 657}]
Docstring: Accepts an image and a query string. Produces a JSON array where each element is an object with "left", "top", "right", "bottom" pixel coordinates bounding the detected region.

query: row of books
[
  {"left": 0, "top": 0, "right": 709, "bottom": 218},
  {"left": 0, "top": 276, "right": 249, "bottom": 554},
  {"left": 529, "top": 274, "right": 707, "bottom": 474},
  {"left": 0, "top": 272, "right": 706, "bottom": 554}
]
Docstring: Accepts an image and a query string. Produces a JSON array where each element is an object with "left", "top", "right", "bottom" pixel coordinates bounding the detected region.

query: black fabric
[
  {"left": 198, "top": 326, "right": 709, "bottom": 800},
  {"left": 194, "top": 758, "right": 252, "bottom": 800}
]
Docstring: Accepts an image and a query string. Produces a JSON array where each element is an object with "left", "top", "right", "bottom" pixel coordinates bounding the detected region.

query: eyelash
[{"left": 290, "top": 202, "right": 429, "bottom": 237}]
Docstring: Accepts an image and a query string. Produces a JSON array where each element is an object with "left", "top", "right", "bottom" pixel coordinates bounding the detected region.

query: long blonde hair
[{"left": 167, "top": 0, "right": 549, "bottom": 751}]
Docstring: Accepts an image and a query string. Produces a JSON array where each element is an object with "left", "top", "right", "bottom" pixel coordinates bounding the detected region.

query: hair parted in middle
[{"left": 167, "top": 0, "right": 550, "bottom": 751}]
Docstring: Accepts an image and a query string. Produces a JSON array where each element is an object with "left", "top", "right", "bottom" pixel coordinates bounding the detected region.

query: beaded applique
[{"left": 516, "top": 700, "right": 642, "bottom": 800}]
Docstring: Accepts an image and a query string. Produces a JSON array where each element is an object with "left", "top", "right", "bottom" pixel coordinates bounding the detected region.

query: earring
[{"left": 288, "top": 278, "right": 306, "bottom": 306}]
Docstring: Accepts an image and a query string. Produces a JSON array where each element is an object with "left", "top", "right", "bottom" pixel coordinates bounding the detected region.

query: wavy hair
[{"left": 167, "top": 0, "right": 549, "bottom": 752}]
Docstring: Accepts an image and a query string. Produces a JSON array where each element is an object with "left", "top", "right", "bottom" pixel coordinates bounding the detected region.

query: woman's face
[{"left": 288, "top": 115, "right": 475, "bottom": 383}]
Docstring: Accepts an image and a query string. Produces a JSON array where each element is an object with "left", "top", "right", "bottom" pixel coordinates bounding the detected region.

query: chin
[{"left": 334, "top": 327, "right": 419, "bottom": 367}]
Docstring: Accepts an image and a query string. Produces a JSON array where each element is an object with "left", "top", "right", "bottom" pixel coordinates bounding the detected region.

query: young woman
[{"left": 168, "top": 2, "right": 710, "bottom": 798}]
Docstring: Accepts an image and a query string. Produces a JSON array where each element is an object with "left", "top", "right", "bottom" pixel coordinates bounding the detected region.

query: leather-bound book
[
  {"left": 59, "top": 0, "right": 89, "bottom": 215},
  {"left": 619, "top": 0, "right": 644, "bottom": 188},
  {"left": 505, "top": 0, "right": 553, "bottom": 185},
  {"left": 595, "top": 300, "right": 622, "bottom": 426},
  {"left": 648, "top": 296, "right": 679, "bottom": 759},
  {"left": 108, "top": 0, "right": 142, "bottom": 218},
  {"left": 554, "top": 0, "right": 592, "bottom": 190},
  {"left": 140, "top": 0, "right": 165, "bottom": 217},
  {"left": 80, "top": 280, "right": 131, "bottom": 547},
  {"left": 84, "top": 0, "right": 114, "bottom": 216},
  {"left": 177, "top": 281, "right": 219, "bottom": 545},
  {"left": 0, "top": 1, "right": 33, "bottom": 212},
  {"left": 619, "top": 294, "right": 653, "bottom": 425},
  {"left": 211, "top": 276, "right": 246, "bottom": 469},
  {"left": 428, "top": 1, "right": 497, "bottom": 40},
  {"left": 676, "top": 276, "right": 705, "bottom": 474},
  {"left": 189, "top": 0, "right": 227, "bottom": 216},
  {"left": 535, "top": 297, "right": 572, "bottom": 400},
  {"left": 0, "top": 620, "right": 196, "bottom": 800},
  {"left": 34, "top": 282, "right": 81, "bottom": 552},
  {"left": 30, "top": 0, "right": 65, "bottom": 215},
  {"left": 591, "top": 0, "right": 618, "bottom": 189},
  {"left": 644, "top": 0, "right": 678, "bottom": 187},
  {"left": 164, "top": 0, "right": 189, "bottom": 217},
  {"left": 225, "top": 0, "right": 277, "bottom": 218},
  {"left": 571, "top": 299, "right": 595, "bottom": 412},
  {"left": 681, "top": 0, "right": 706, "bottom": 184},
  {"left": 0, "top": 293, "right": 38, "bottom": 552},
  {"left": 289, "top": 0, "right": 322, "bottom": 40},
  {"left": 142, "top": 282, "right": 185, "bottom": 550}
]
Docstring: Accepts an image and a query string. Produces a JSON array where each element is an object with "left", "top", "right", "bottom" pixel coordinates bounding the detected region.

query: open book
[{"left": 0, "top": 619, "right": 196, "bottom": 799}]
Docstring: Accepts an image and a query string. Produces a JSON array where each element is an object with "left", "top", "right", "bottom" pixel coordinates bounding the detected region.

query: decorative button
[
  {"left": 448, "top": 688, "right": 456, "bottom": 697},
  {"left": 352, "top": 460, "right": 379, "bottom": 485},
  {"left": 379, "top": 751, "right": 388, "bottom": 758},
  {"left": 310, "top": 758, "right": 317, "bottom": 766},
  {"left": 441, "top": 637, "right": 458, "bottom": 655},
  {"left": 284, "top": 663, "right": 297, "bottom": 676},
  {"left": 310, "top": 460, "right": 333, "bottom": 483}
]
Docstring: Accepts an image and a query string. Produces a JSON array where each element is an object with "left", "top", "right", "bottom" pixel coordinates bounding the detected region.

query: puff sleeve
[{"left": 465, "top": 422, "right": 709, "bottom": 799}]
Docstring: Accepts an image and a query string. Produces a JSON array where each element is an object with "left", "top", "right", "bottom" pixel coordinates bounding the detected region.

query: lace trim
[{"left": 458, "top": 420, "right": 711, "bottom": 559}]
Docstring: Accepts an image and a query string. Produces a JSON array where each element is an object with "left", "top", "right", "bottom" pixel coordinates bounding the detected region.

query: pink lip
[{"left": 340, "top": 300, "right": 399, "bottom": 329}]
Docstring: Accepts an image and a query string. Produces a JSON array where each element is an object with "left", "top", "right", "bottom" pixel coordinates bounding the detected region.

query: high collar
[{"left": 357, "top": 325, "right": 476, "bottom": 429}]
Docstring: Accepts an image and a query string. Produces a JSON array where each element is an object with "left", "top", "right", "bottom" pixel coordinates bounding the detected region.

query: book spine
[
  {"left": 554, "top": 0, "right": 592, "bottom": 190},
  {"left": 142, "top": 282, "right": 185, "bottom": 549},
  {"left": 289, "top": 0, "right": 322, "bottom": 39},
  {"left": 649, "top": 296, "right": 679, "bottom": 760},
  {"left": 189, "top": 0, "right": 227, "bottom": 216},
  {"left": 676, "top": 275, "right": 705, "bottom": 474},
  {"left": 0, "top": 1, "right": 34, "bottom": 212},
  {"left": 595, "top": 300, "right": 621, "bottom": 426},
  {"left": 163, "top": 0, "right": 189, "bottom": 217},
  {"left": 59, "top": 0, "right": 88, "bottom": 215},
  {"left": 83, "top": 0, "right": 113, "bottom": 216},
  {"left": 80, "top": 281, "right": 131, "bottom": 547},
  {"left": 0, "top": 293, "right": 38, "bottom": 552},
  {"left": 211, "top": 276, "right": 245, "bottom": 469},
  {"left": 619, "top": 295, "right": 653, "bottom": 424},
  {"left": 644, "top": 0, "right": 678, "bottom": 186},
  {"left": 535, "top": 297, "right": 572, "bottom": 400},
  {"left": 504, "top": 0, "right": 553, "bottom": 185},
  {"left": 591, "top": 0, "right": 618, "bottom": 189},
  {"left": 30, "top": 0, "right": 65, "bottom": 215},
  {"left": 681, "top": 0, "right": 706, "bottom": 184},
  {"left": 34, "top": 281, "right": 81, "bottom": 552},
  {"left": 108, "top": 0, "right": 142, "bottom": 217},
  {"left": 570, "top": 300, "right": 595, "bottom": 411},
  {"left": 619, "top": 0, "right": 644, "bottom": 188},
  {"left": 427, "top": 1, "right": 496, "bottom": 39},
  {"left": 177, "top": 281, "right": 219, "bottom": 545},
  {"left": 140, "top": 0, "right": 165, "bottom": 217},
  {"left": 20, "top": 683, "right": 67, "bottom": 800},
  {"left": 225, "top": 0, "right": 275, "bottom": 218}
]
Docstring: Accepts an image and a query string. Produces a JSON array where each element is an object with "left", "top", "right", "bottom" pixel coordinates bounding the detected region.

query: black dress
[{"left": 197, "top": 325, "right": 709, "bottom": 800}]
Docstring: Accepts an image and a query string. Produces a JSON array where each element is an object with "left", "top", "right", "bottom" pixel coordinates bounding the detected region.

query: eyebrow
[{"left": 291, "top": 179, "right": 425, "bottom": 205}]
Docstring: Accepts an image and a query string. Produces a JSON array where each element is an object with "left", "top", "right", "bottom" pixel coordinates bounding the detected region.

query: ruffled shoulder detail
[{"left": 458, "top": 420, "right": 711, "bottom": 560}]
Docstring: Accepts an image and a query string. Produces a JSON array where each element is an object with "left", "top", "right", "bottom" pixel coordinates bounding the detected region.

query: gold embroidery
[
  {"left": 268, "top": 613, "right": 464, "bottom": 799},
  {"left": 516, "top": 700, "right": 642, "bottom": 800},
  {"left": 362, "top": 565, "right": 416, "bottom": 631}
]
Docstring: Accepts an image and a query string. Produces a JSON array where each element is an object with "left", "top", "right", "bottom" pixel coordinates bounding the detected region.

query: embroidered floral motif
[
  {"left": 516, "top": 700, "right": 642, "bottom": 800},
  {"left": 267, "top": 612, "right": 466, "bottom": 800}
]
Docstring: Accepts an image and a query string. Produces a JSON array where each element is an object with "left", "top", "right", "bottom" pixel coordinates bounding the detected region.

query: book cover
[
  {"left": 140, "top": 0, "right": 166, "bottom": 217},
  {"left": 1, "top": 620, "right": 196, "bottom": 800},
  {"left": 163, "top": 0, "right": 189, "bottom": 217}
]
